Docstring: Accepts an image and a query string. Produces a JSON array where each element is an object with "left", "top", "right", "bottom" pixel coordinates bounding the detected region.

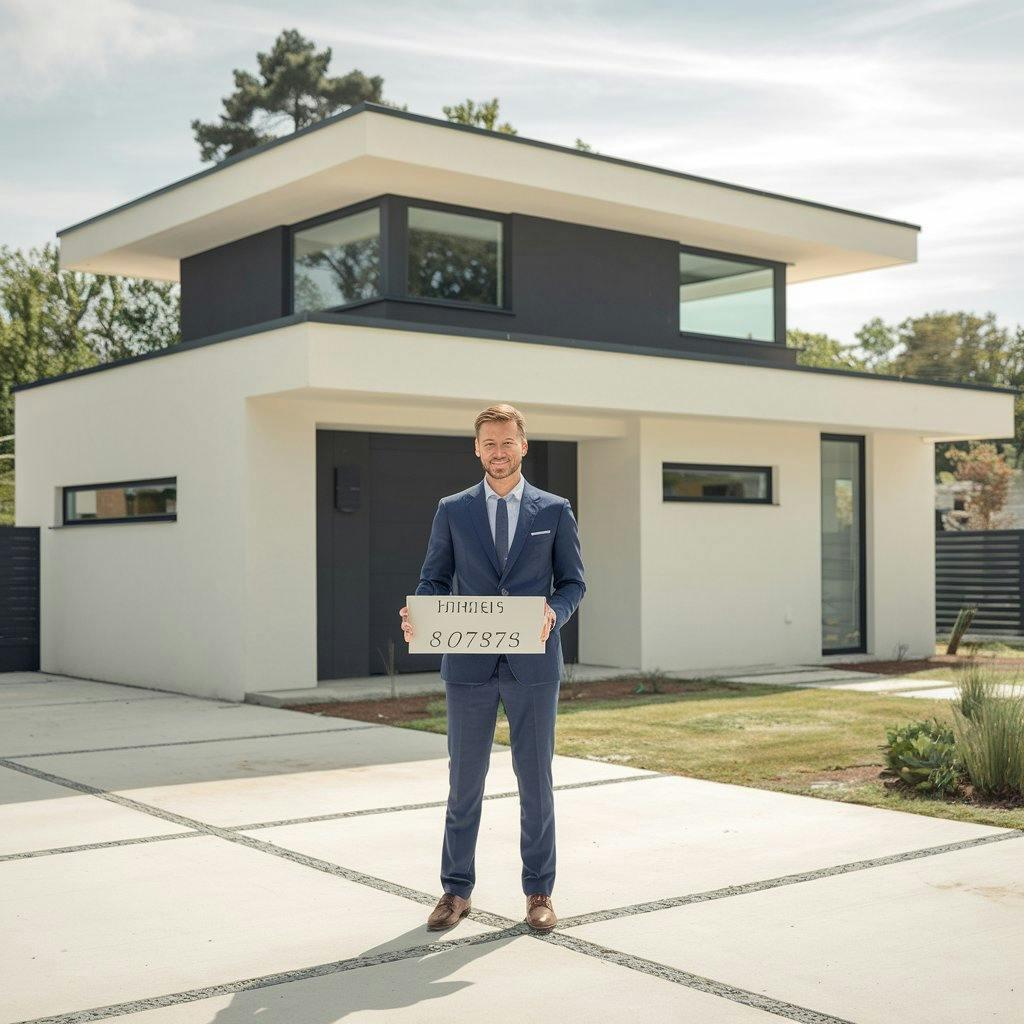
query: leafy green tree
[
  {"left": 792, "top": 313, "right": 1024, "bottom": 474},
  {"left": 0, "top": 244, "right": 179, "bottom": 439},
  {"left": 851, "top": 316, "right": 899, "bottom": 373},
  {"left": 790, "top": 329, "right": 866, "bottom": 369},
  {"left": 191, "top": 29, "right": 388, "bottom": 162},
  {"left": 442, "top": 97, "right": 517, "bottom": 134},
  {"left": 888, "top": 311, "right": 1008, "bottom": 385}
]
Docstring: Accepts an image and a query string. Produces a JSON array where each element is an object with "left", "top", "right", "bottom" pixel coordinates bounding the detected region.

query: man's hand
[
  {"left": 540, "top": 601, "right": 556, "bottom": 643},
  {"left": 399, "top": 605, "right": 413, "bottom": 643}
]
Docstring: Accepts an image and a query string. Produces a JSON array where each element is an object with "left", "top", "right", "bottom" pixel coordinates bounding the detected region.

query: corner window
[
  {"left": 407, "top": 206, "right": 504, "bottom": 307},
  {"left": 679, "top": 251, "right": 776, "bottom": 342},
  {"left": 663, "top": 463, "right": 773, "bottom": 504},
  {"left": 63, "top": 477, "right": 177, "bottom": 525},
  {"left": 292, "top": 206, "right": 381, "bottom": 314}
]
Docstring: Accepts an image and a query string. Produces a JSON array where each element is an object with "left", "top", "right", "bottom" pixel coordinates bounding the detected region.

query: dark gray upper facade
[{"left": 180, "top": 192, "right": 795, "bottom": 369}]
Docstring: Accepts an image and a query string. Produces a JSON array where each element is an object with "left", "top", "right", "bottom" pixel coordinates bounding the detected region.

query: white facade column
[
  {"left": 577, "top": 422, "right": 643, "bottom": 669},
  {"left": 865, "top": 431, "right": 936, "bottom": 660}
]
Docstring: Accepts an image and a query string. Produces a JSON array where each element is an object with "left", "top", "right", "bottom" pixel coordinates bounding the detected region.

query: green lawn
[{"left": 397, "top": 678, "right": 1024, "bottom": 832}]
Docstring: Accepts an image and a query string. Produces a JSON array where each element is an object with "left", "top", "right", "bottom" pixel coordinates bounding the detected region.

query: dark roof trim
[
  {"left": 12, "top": 313, "right": 1016, "bottom": 397},
  {"left": 57, "top": 103, "right": 921, "bottom": 238}
]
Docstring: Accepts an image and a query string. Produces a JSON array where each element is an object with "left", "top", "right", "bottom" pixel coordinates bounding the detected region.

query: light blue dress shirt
[{"left": 483, "top": 473, "right": 525, "bottom": 546}]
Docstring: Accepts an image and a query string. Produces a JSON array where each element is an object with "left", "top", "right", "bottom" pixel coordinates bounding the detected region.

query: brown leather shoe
[
  {"left": 525, "top": 893, "right": 557, "bottom": 932},
  {"left": 427, "top": 892, "right": 472, "bottom": 930}
]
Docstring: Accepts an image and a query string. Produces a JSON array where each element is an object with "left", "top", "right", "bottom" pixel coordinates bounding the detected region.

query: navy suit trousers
[{"left": 441, "top": 653, "right": 560, "bottom": 899}]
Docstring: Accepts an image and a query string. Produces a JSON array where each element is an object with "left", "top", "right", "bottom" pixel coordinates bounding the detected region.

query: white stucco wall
[
  {"left": 638, "top": 417, "right": 821, "bottom": 672},
  {"left": 14, "top": 343, "right": 253, "bottom": 699},
  {"left": 13, "top": 321, "right": 1009, "bottom": 698}
]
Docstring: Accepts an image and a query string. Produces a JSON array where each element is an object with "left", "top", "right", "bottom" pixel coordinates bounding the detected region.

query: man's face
[{"left": 474, "top": 420, "right": 527, "bottom": 481}]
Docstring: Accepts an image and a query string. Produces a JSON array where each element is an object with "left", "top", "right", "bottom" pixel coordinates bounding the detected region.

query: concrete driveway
[{"left": 2, "top": 671, "right": 1021, "bottom": 1024}]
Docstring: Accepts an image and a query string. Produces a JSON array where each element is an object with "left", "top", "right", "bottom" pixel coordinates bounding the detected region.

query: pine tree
[{"left": 191, "top": 29, "right": 387, "bottom": 162}]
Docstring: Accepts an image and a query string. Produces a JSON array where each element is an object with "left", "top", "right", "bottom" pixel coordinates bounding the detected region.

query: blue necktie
[{"left": 495, "top": 497, "right": 508, "bottom": 572}]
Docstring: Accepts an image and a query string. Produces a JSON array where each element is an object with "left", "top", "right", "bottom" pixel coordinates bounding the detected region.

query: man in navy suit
[{"left": 399, "top": 403, "right": 585, "bottom": 933}]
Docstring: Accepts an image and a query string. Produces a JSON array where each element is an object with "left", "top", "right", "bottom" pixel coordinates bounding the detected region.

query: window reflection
[
  {"left": 293, "top": 207, "right": 381, "bottom": 313},
  {"left": 821, "top": 438, "right": 863, "bottom": 651},
  {"left": 679, "top": 252, "right": 775, "bottom": 342},
  {"left": 64, "top": 479, "right": 177, "bottom": 524},
  {"left": 407, "top": 207, "right": 503, "bottom": 306},
  {"left": 663, "top": 464, "right": 771, "bottom": 503}
]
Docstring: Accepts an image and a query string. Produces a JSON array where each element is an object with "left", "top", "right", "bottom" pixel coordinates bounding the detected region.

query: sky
[{"left": 1, "top": 0, "right": 1022, "bottom": 345}]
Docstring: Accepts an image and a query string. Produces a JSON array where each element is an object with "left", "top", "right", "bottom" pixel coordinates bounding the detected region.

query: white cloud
[{"left": 0, "top": 0, "right": 193, "bottom": 99}]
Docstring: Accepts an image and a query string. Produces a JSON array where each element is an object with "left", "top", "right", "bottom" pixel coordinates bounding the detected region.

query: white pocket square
[{"left": 530, "top": 529, "right": 551, "bottom": 535}]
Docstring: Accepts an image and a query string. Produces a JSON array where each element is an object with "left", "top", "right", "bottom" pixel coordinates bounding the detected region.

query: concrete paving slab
[
  {"left": 0, "top": 768, "right": 194, "bottom": 856},
  {"left": 816, "top": 676, "right": 957, "bottom": 693},
  {"left": 0, "top": 834, "right": 497, "bottom": 1024},
  {"left": 38, "top": 747, "right": 651, "bottom": 828},
  {"left": 0, "top": 671, "right": 85, "bottom": 686},
  {"left": 664, "top": 661, "right": 805, "bottom": 680},
  {"left": 566, "top": 837, "right": 1024, "bottom": 1024},
  {"left": 16, "top": 724, "right": 460, "bottom": 802},
  {"left": 896, "top": 683, "right": 1024, "bottom": 700},
  {"left": 0, "top": 695, "right": 372, "bottom": 757},
  {"left": 105, "top": 931, "right": 780, "bottom": 1024},
  {"left": 0, "top": 677, "right": 182, "bottom": 707},
  {"left": 240, "top": 772, "right": 1007, "bottom": 921},
  {"left": 894, "top": 685, "right": 963, "bottom": 700},
  {"left": 723, "top": 668, "right": 884, "bottom": 685}
]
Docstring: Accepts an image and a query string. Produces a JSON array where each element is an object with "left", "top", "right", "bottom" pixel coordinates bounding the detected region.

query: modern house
[{"left": 13, "top": 103, "right": 1015, "bottom": 701}]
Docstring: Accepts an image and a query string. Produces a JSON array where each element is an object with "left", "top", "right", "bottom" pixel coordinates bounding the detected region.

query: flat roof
[
  {"left": 57, "top": 104, "right": 919, "bottom": 285},
  {"left": 12, "top": 313, "right": 1015, "bottom": 397}
]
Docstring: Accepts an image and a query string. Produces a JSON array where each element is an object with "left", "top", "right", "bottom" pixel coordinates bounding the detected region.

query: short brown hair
[{"left": 475, "top": 403, "right": 527, "bottom": 440}]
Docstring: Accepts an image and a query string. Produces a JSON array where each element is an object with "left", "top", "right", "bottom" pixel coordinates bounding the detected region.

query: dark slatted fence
[
  {"left": 0, "top": 526, "right": 40, "bottom": 670},
  {"left": 936, "top": 529, "right": 1024, "bottom": 637}
]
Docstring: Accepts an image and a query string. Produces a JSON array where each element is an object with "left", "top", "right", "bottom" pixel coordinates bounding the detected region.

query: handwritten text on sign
[{"left": 405, "top": 595, "right": 547, "bottom": 654}]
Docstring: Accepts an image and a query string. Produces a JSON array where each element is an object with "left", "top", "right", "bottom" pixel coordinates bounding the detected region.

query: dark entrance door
[{"left": 317, "top": 430, "right": 579, "bottom": 680}]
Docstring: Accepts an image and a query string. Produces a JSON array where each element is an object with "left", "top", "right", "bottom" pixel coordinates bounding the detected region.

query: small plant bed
[
  {"left": 287, "top": 673, "right": 742, "bottom": 725},
  {"left": 831, "top": 653, "right": 1024, "bottom": 677}
]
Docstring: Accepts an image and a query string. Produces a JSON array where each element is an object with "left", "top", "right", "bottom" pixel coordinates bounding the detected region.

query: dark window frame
[
  {"left": 288, "top": 194, "right": 513, "bottom": 316},
  {"left": 678, "top": 242, "right": 786, "bottom": 346},
  {"left": 820, "top": 432, "right": 867, "bottom": 655},
  {"left": 62, "top": 476, "right": 177, "bottom": 527},
  {"left": 290, "top": 196, "right": 385, "bottom": 314},
  {"left": 662, "top": 461, "right": 774, "bottom": 505},
  {"left": 396, "top": 196, "right": 512, "bottom": 312}
]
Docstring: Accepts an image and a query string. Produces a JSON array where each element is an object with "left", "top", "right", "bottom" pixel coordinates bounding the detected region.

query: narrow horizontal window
[
  {"left": 407, "top": 206, "right": 503, "bottom": 306},
  {"left": 679, "top": 251, "right": 775, "bottom": 342},
  {"left": 293, "top": 206, "right": 381, "bottom": 313},
  {"left": 63, "top": 478, "right": 177, "bottom": 525},
  {"left": 663, "top": 463, "right": 772, "bottom": 504}
]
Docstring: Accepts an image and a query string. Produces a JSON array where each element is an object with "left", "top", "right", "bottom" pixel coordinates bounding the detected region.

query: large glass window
[
  {"left": 821, "top": 436, "right": 865, "bottom": 652},
  {"left": 663, "top": 463, "right": 772, "bottom": 503},
  {"left": 292, "top": 207, "right": 381, "bottom": 313},
  {"left": 679, "top": 251, "right": 775, "bottom": 342},
  {"left": 407, "top": 207, "right": 503, "bottom": 306},
  {"left": 63, "top": 478, "right": 177, "bottom": 525}
]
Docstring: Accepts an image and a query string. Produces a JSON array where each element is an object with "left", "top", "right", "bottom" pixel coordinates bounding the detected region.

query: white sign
[{"left": 405, "top": 595, "right": 547, "bottom": 654}]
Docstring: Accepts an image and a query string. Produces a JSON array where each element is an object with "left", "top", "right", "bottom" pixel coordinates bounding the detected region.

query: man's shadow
[{"left": 205, "top": 922, "right": 525, "bottom": 1022}]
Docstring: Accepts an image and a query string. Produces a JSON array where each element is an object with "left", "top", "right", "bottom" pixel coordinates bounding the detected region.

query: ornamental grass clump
[
  {"left": 949, "top": 666, "right": 1024, "bottom": 799},
  {"left": 953, "top": 658, "right": 998, "bottom": 721}
]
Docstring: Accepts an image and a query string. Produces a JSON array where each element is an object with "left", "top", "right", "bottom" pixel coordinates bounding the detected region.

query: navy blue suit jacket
[{"left": 414, "top": 476, "right": 586, "bottom": 684}]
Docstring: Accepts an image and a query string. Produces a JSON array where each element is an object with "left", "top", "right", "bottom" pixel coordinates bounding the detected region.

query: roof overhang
[
  {"left": 15, "top": 320, "right": 1010, "bottom": 442},
  {"left": 58, "top": 104, "right": 919, "bottom": 285}
]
